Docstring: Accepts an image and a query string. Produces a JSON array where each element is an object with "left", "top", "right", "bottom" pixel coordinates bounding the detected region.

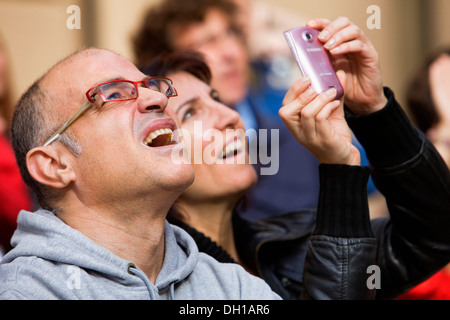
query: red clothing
[
  {"left": 0, "top": 133, "right": 32, "bottom": 250},
  {"left": 397, "top": 269, "right": 450, "bottom": 300}
]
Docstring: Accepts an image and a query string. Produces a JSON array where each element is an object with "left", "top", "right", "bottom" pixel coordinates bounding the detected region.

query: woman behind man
[{"left": 142, "top": 17, "right": 450, "bottom": 299}]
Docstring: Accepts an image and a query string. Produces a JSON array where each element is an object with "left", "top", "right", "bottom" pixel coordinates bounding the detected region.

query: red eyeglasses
[
  {"left": 43, "top": 77, "right": 177, "bottom": 147},
  {"left": 85, "top": 77, "right": 177, "bottom": 102}
]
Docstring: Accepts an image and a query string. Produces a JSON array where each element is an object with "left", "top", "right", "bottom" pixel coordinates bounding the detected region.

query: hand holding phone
[{"left": 284, "top": 27, "right": 344, "bottom": 99}]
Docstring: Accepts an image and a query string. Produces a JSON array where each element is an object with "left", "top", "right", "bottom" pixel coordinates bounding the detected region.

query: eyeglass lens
[
  {"left": 94, "top": 79, "right": 174, "bottom": 102},
  {"left": 99, "top": 82, "right": 137, "bottom": 101},
  {"left": 145, "top": 78, "right": 175, "bottom": 97}
]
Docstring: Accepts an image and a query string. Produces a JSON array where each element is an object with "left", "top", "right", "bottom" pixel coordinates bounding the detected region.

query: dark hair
[
  {"left": 133, "top": 0, "right": 240, "bottom": 67},
  {"left": 406, "top": 48, "right": 450, "bottom": 133},
  {"left": 140, "top": 50, "right": 212, "bottom": 84},
  {"left": 11, "top": 79, "right": 55, "bottom": 210},
  {"left": 10, "top": 48, "right": 101, "bottom": 211}
]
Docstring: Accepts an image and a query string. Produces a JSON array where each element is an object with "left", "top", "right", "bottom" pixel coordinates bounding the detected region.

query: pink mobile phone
[{"left": 284, "top": 27, "right": 344, "bottom": 99}]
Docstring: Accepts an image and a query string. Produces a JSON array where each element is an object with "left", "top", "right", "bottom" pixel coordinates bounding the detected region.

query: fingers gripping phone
[{"left": 284, "top": 27, "right": 344, "bottom": 99}]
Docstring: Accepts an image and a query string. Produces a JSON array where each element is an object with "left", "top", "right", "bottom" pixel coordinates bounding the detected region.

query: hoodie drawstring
[
  {"left": 169, "top": 282, "right": 175, "bottom": 300},
  {"left": 126, "top": 263, "right": 176, "bottom": 300},
  {"left": 127, "top": 263, "right": 158, "bottom": 300}
]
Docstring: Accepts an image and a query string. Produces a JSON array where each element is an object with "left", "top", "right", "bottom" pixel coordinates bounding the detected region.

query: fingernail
[
  {"left": 319, "top": 31, "right": 329, "bottom": 41},
  {"left": 330, "top": 46, "right": 341, "bottom": 54},
  {"left": 324, "top": 38, "right": 335, "bottom": 49},
  {"left": 305, "top": 87, "right": 316, "bottom": 97},
  {"left": 302, "top": 76, "right": 311, "bottom": 85},
  {"left": 332, "top": 100, "right": 341, "bottom": 107},
  {"left": 326, "top": 88, "right": 337, "bottom": 97}
]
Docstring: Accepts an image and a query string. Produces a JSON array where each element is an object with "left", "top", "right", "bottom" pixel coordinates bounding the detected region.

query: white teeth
[
  {"left": 219, "top": 139, "right": 243, "bottom": 159},
  {"left": 144, "top": 128, "right": 173, "bottom": 146}
]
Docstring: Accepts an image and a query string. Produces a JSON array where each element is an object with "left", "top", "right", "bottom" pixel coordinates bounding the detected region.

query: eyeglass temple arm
[{"left": 43, "top": 101, "right": 92, "bottom": 146}]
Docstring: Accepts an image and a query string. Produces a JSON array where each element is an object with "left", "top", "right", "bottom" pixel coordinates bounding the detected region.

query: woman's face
[{"left": 166, "top": 71, "right": 257, "bottom": 204}]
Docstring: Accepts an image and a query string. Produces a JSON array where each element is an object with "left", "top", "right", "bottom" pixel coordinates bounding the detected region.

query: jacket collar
[{"left": 234, "top": 210, "right": 316, "bottom": 273}]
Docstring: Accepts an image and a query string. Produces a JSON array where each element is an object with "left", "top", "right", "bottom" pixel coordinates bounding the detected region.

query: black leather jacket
[{"left": 177, "top": 88, "right": 450, "bottom": 300}]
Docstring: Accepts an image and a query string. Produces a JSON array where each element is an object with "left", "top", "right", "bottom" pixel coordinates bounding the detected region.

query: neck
[
  {"left": 176, "top": 197, "right": 241, "bottom": 263},
  {"left": 56, "top": 194, "right": 175, "bottom": 284}
]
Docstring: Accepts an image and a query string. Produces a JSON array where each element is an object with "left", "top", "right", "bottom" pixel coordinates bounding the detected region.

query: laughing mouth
[
  {"left": 217, "top": 138, "right": 244, "bottom": 159},
  {"left": 144, "top": 128, "right": 174, "bottom": 147}
]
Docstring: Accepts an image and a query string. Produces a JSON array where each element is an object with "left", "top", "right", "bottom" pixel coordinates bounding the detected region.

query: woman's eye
[
  {"left": 182, "top": 108, "right": 194, "bottom": 122},
  {"left": 210, "top": 89, "right": 222, "bottom": 103}
]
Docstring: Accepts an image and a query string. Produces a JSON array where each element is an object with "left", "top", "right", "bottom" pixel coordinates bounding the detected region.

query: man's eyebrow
[
  {"left": 89, "top": 76, "right": 124, "bottom": 88},
  {"left": 110, "top": 76, "right": 127, "bottom": 82},
  {"left": 94, "top": 75, "right": 149, "bottom": 85}
]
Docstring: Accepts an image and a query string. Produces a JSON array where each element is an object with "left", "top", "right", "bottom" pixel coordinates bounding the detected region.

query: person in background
[
  {"left": 231, "top": 0, "right": 308, "bottom": 113},
  {"left": 0, "top": 33, "right": 33, "bottom": 256},
  {"left": 407, "top": 48, "right": 450, "bottom": 167},
  {"left": 396, "top": 48, "right": 450, "bottom": 300}
]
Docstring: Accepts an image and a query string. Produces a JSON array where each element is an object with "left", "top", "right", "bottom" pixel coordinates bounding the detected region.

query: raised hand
[
  {"left": 307, "top": 17, "right": 387, "bottom": 115},
  {"left": 279, "top": 73, "right": 361, "bottom": 166}
]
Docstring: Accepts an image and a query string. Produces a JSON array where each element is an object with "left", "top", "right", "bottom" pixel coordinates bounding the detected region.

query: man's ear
[{"left": 26, "top": 146, "right": 76, "bottom": 188}]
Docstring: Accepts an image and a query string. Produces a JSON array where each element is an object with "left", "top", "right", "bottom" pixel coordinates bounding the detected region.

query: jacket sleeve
[
  {"left": 345, "top": 87, "right": 450, "bottom": 300},
  {"left": 301, "top": 164, "right": 378, "bottom": 300}
]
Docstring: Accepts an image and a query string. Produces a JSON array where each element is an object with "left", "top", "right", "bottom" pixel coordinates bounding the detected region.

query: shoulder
[
  {"left": 0, "top": 256, "right": 76, "bottom": 300},
  {"left": 0, "top": 260, "right": 31, "bottom": 299},
  {"left": 0, "top": 256, "right": 39, "bottom": 299}
]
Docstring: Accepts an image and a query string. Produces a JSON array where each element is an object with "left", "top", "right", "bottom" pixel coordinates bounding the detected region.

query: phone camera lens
[{"left": 303, "top": 32, "right": 313, "bottom": 41}]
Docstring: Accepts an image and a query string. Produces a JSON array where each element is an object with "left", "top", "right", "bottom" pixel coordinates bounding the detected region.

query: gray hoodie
[{"left": 0, "top": 210, "right": 281, "bottom": 300}]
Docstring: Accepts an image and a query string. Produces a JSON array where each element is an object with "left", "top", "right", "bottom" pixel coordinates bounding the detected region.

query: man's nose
[{"left": 136, "top": 87, "right": 168, "bottom": 113}]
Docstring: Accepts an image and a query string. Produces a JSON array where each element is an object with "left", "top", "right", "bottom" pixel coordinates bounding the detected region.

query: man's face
[
  {"left": 43, "top": 50, "right": 195, "bottom": 208},
  {"left": 170, "top": 8, "right": 249, "bottom": 106}
]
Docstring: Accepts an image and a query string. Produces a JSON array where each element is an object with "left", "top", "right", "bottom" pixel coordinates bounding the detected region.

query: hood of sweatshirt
[{"left": 0, "top": 209, "right": 199, "bottom": 299}]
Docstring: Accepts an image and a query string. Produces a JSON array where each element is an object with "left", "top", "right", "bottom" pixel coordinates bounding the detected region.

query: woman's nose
[{"left": 213, "top": 102, "right": 241, "bottom": 130}]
